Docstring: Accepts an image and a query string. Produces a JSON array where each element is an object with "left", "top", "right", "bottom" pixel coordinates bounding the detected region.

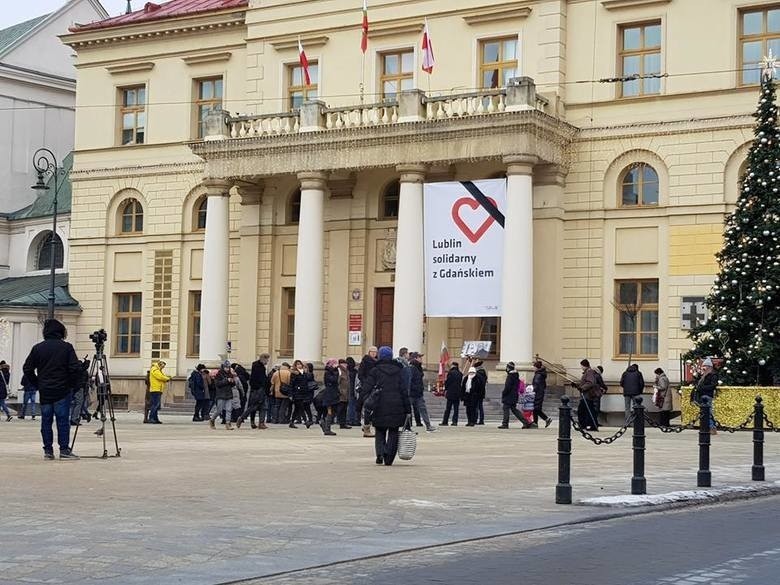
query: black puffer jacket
[
  {"left": 22, "top": 319, "right": 81, "bottom": 405},
  {"left": 444, "top": 367, "right": 462, "bottom": 400},
  {"left": 409, "top": 362, "right": 425, "bottom": 398},
  {"left": 291, "top": 370, "right": 314, "bottom": 401},
  {"left": 620, "top": 364, "right": 645, "bottom": 397},
  {"left": 214, "top": 369, "right": 235, "bottom": 400},
  {"left": 533, "top": 367, "right": 548, "bottom": 408},
  {"left": 502, "top": 371, "right": 519, "bottom": 406},
  {"left": 364, "top": 359, "right": 411, "bottom": 428},
  {"left": 693, "top": 371, "right": 718, "bottom": 403},
  {"left": 321, "top": 367, "right": 341, "bottom": 407},
  {"left": 357, "top": 355, "right": 376, "bottom": 392}
]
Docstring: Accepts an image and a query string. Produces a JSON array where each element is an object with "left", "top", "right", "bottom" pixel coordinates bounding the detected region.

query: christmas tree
[{"left": 686, "top": 55, "right": 780, "bottom": 386}]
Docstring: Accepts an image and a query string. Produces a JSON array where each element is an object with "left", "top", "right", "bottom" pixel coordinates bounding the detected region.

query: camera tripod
[{"left": 70, "top": 337, "right": 121, "bottom": 458}]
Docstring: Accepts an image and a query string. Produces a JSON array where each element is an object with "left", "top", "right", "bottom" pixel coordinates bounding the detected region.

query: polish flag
[
  {"left": 299, "top": 38, "right": 311, "bottom": 86},
  {"left": 438, "top": 340, "right": 449, "bottom": 383},
  {"left": 421, "top": 19, "right": 435, "bottom": 74},
  {"left": 360, "top": 0, "right": 369, "bottom": 54}
]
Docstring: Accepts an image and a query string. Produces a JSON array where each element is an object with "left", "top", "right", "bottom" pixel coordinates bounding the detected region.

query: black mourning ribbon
[{"left": 460, "top": 181, "right": 505, "bottom": 228}]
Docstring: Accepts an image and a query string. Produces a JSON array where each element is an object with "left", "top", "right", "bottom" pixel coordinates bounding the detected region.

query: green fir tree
[{"left": 686, "top": 60, "right": 780, "bottom": 386}]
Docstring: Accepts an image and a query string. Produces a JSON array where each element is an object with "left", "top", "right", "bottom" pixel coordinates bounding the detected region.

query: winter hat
[
  {"left": 221, "top": 360, "right": 231, "bottom": 369},
  {"left": 467, "top": 366, "right": 477, "bottom": 375},
  {"left": 325, "top": 358, "right": 339, "bottom": 369},
  {"left": 368, "top": 346, "right": 378, "bottom": 353},
  {"left": 702, "top": 357, "right": 714, "bottom": 368},
  {"left": 506, "top": 361, "right": 516, "bottom": 372},
  {"left": 378, "top": 346, "right": 393, "bottom": 360}
]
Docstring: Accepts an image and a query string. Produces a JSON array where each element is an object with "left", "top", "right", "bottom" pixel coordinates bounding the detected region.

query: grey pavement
[
  {"left": 0, "top": 413, "right": 778, "bottom": 585},
  {"left": 252, "top": 496, "right": 780, "bottom": 585}
]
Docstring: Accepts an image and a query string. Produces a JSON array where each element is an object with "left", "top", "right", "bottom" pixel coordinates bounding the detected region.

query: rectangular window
[
  {"left": 615, "top": 280, "right": 659, "bottom": 358},
  {"left": 195, "top": 77, "right": 224, "bottom": 138},
  {"left": 618, "top": 22, "right": 662, "bottom": 97},
  {"left": 119, "top": 86, "right": 146, "bottom": 145},
  {"left": 280, "top": 287, "right": 295, "bottom": 356},
  {"left": 478, "top": 317, "right": 501, "bottom": 357},
  {"left": 188, "top": 291, "right": 201, "bottom": 357},
  {"left": 114, "top": 293, "right": 142, "bottom": 355},
  {"left": 380, "top": 50, "right": 414, "bottom": 100},
  {"left": 740, "top": 6, "right": 780, "bottom": 85},
  {"left": 479, "top": 37, "right": 518, "bottom": 89},
  {"left": 287, "top": 62, "right": 319, "bottom": 110}
]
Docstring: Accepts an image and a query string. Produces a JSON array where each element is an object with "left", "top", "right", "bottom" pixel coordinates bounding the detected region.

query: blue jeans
[
  {"left": 347, "top": 394, "right": 359, "bottom": 425},
  {"left": 21, "top": 390, "right": 37, "bottom": 417},
  {"left": 0, "top": 398, "right": 10, "bottom": 417},
  {"left": 149, "top": 392, "right": 162, "bottom": 422},
  {"left": 411, "top": 396, "right": 433, "bottom": 429},
  {"left": 40, "top": 394, "right": 72, "bottom": 453}
]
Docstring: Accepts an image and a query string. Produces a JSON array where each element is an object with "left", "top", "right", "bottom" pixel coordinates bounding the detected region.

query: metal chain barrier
[
  {"left": 642, "top": 413, "right": 697, "bottom": 433},
  {"left": 571, "top": 413, "right": 634, "bottom": 445},
  {"left": 712, "top": 411, "right": 757, "bottom": 433},
  {"left": 763, "top": 414, "right": 780, "bottom": 433}
]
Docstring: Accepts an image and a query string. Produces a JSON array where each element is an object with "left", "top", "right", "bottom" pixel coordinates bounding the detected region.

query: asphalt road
[{"left": 248, "top": 496, "right": 780, "bottom": 585}]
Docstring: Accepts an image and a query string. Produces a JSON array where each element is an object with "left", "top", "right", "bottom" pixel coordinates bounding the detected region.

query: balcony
[{"left": 191, "top": 77, "right": 575, "bottom": 178}]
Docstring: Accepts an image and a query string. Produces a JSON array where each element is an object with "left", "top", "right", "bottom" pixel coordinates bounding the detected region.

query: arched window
[
  {"left": 288, "top": 189, "right": 301, "bottom": 225},
  {"left": 620, "top": 163, "right": 659, "bottom": 207},
  {"left": 120, "top": 198, "right": 143, "bottom": 233},
  {"left": 379, "top": 180, "right": 400, "bottom": 219},
  {"left": 195, "top": 197, "right": 208, "bottom": 230},
  {"left": 36, "top": 232, "right": 64, "bottom": 271}
]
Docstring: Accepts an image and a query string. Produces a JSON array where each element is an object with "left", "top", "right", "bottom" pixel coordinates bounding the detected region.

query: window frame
[
  {"left": 280, "top": 287, "right": 296, "bottom": 357},
  {"left": 614, "top": 279, "right": 659, "bottom": 359},
  {"left": 379, "top": 49, "right": 415, "bottom": 100},
  {"left": 619, "top": 163, "right": 660, "bottom": 207},
  {"left": 36, "top": 231, "right": 64, "bottom": 271},
  {"left": 478, "top": 36, "right": 519, "bottom": 89},
  {"left": 188, "top": 290, "right": 202, "bottom": 357},
  {"left": 379, "top": 180, "right": 400, "bottom": 220},
  {"left": 194, "top": 196, "right": 207, "bottom": 231},
  {"left": 287, "top": 189, "right": 301, "bottom": 225},
  {"left": 119, "top": 198, "right": 144, "bottom": 234},
  {"left": 194, "top": 76, "right": 224, "bottom": 139},
  {"left": 114, "top": 292, "right": 142, "bottom": 357},
  {"left": 738, "top": 5, "right": 780, "bottom": 86},
  {"left": 118, "top": 85, "right": 147, "bottom": 146},
  {"left": 478, "top": 317, "right": 501, "bottom": 357},
  {"left": 286, "top": 61, "right": 319, "bottom": 110},
  {"left": 617, "top": 20, "right": 663, "bottom": 98}
]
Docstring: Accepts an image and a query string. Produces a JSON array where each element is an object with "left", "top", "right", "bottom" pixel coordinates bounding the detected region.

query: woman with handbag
[
  {"left": 364, "top": 346, "right": 411, "bottom": 466},
  {"left": 653, "top": 368, "right": 672, "bottom": 426}
]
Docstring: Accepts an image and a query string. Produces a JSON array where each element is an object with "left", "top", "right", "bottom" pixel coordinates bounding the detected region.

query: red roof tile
[{"left": 70, "top": 0, "right": 247, "bottom": 32}]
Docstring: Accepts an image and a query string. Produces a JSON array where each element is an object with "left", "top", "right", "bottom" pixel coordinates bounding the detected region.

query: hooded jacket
[
  {"left": 620, "top": 364, "right": 645, "bottom": 397},
  {"left": 364, "top": 359, "right": 411, "bottom": 428},
  {"left": 22, "top": 319, "right": 81, "bottom": 405},
  {"left": 502, "top": 370, "right": 520, "bottom": 406},
  {"left": 444, "top": 366, "right": 463, "bottom": 401},
  {"left": 149, "top": 363, "right": 171, "bottom": 393}
]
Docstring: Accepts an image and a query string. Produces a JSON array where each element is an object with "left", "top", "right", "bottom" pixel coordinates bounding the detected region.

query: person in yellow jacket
[{"left": 147, "top": 360, "right": 171, "bottom": 424}]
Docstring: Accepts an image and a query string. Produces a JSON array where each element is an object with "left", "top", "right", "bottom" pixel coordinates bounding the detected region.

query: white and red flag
[
  {"left": 421, "top": 19, "right": 435, "bottom": 74},
  {"left": 360, "top": 0, "right": 369, "bottom": 53},
  {"left": 298, "top": 38, "right": 311, "bottom": 86}
]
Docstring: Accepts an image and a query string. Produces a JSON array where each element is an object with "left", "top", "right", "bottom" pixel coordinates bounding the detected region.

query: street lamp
[{"left": 31, "top": 148, "right": 62, "bottom": 320}]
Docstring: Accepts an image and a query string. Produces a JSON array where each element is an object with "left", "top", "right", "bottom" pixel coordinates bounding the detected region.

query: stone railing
[{"left": 204, "top": 77, "right": 547, "bottom": 141}]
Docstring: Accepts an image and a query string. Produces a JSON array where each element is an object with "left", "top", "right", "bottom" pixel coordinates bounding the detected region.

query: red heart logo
[{"left": 451, "top": 197, "right": 497, "bottom": 244}]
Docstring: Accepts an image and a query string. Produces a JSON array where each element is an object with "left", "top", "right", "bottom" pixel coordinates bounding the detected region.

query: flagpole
[{"left": 361, "top": 51, "right": 366, "bottom": 104}]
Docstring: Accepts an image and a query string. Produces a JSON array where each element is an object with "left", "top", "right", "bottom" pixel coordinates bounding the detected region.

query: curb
[{"left": 578, "top": 483, "right": 780, "bottom": 508}]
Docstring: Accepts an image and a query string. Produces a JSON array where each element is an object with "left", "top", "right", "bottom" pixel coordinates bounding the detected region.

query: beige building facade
[{"left": 61, "top": 0, "right": 766, "bottom": 406}]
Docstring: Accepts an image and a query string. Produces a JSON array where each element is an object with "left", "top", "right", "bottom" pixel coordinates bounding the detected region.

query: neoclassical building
[{"left": 62, "top": 0, "right": 765, "bottom": 405}]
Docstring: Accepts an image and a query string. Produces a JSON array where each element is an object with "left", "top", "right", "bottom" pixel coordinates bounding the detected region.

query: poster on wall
[{"left": 423, "top": 179, "right": 506, "bottom": 317}]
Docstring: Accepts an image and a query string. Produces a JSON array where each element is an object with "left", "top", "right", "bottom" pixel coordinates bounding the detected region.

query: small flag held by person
[
  {"left": 298, "top": 38, "right": 311, "bottom": 86},
  {"left": 421, "top": 19, "right": 435, "bottom": 74},
  {"left": 360, "top": 0, "right": 369, "bottom": 54}
]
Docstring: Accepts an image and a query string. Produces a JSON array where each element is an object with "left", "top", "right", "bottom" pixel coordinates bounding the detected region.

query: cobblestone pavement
[{"left": 1, "top": 413, "right": 778, "bottom": 585}]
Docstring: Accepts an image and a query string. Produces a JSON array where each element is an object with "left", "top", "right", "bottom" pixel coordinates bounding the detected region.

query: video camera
[{"left": 89, "top": 329, "right": 108, "bottom": 352}]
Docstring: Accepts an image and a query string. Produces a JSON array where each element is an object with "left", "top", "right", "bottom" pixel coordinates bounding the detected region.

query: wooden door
[{"left": 374, "top": 288, "right": 395, "bottom": 348}]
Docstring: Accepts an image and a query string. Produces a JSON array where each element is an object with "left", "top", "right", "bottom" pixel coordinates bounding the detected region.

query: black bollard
[
  {"left": 631, "top": 396, "right": 646, "bottom": 495},
  {"left": 556, "top": 396, "right": 573, "bottom": 504},
  {"left": 698, "top": 396, "right": 712, "bottom": 488},
  {"left": 752, "top": 396, "right": 765, "bottom": 482}
]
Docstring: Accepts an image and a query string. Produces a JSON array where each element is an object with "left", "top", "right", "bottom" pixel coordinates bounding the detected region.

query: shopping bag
[{"left": 398, "top": 417, "right": 417, "bottom": 461}]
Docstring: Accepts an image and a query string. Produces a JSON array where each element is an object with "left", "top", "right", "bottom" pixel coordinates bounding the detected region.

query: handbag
[
  {"left": 398, "top": 416, "right": 417, "bottom": 461},
  {"left": 363, "top": 385, "right": 382, "bottom": 412}
]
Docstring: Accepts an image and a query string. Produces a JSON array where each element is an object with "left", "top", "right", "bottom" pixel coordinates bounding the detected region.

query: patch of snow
[
  {"left": 579, "top": 485, "right": 778, "bottom": 507},
  {"left": 390, "top": 498, "right": 450, "bottom": 509}
]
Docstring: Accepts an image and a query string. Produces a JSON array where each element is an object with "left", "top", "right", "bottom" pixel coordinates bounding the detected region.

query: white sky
[{"left": 0, "top": 0, "right": 130, "bottom": 29}]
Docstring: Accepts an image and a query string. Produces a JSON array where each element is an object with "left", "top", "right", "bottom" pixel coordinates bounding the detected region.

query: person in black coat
[
  {"left": 237, "top": 354, "right": 270, "bottom": 429},
  {"left": 232, "top": 363, "right": 251, "bottom": 413},
  {"left": 209, "top": 361, "right": 236, "bottom": 430},
  {"left": 320, "top": 360, "right": 341, "bottom": 435},
  {"left": 473, "top": 360, "right": 488, "bottom": 425},
  {"left": 409, "top": 353, "right": 435, "bottom": 432},
  {"left": 441, "top": 362, "right": 462, "bottom": 426},
  {"left": 289, "top": 360, "right": 314, "bottom": 429},
  {"left": 0, "top": 361, "right": 11, "bottom": 421},
  {"left": 498, "top": 362, "right": 530, "bottom": 429},
  {"left": 357, "top": 347, "right": 378, "bottom": 436},
  {"left": 532, "top": 361, "right": 552, "bottom": 428},
  {"left": 188, "top": 364, "right": 208, "bottom": 422},
  {"left": 364, "top": 347, "right": 411, "bottom": 466},
  {"left": 461, "top": 366, "right": 484, "bottom": 426},
  {"left": 620, "top": 363, "right": 645, "bottom": 423},
  {"left": 22, "top": 319, "right": 82, "bottom": 459},
  {"left": 693, "top": 357, "right": 719, "bottom": 435}
]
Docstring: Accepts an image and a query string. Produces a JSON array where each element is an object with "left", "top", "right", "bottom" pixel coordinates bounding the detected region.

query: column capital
[
  {"left": 503, "top": 155, "right": 538, "bottom": 176},
  {"left": 202, "top": 177, "right": 233, "bottom": 197},
  {"left": 297, "top": 171, "right": 329, "bottom": 191},
  {"left": 396, "top": 164, "right": 427, "bottom": 183},
  {"left": 235, "top": 180, "right": 264, "bottom": 205}
]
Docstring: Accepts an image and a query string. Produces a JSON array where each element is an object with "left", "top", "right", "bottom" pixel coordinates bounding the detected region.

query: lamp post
[{"left": 31, "top": 148, "right": 61, "bottom": 321}]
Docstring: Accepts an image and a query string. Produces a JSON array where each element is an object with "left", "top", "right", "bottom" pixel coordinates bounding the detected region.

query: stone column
[
  {"left": 199, "top": 178, "right": 232, "bottom": 364},
  {"left": 236, "top": 181, "right": 264, "bottom": 364},
  {"left": 293, "top": 171, "right": 328, "bottom": 362},
  {"left": 500, "top": 156, "right": 536, "bottom": 367},
  {"left": 392, "top": 164, "right": 427, "bottom": 352}
]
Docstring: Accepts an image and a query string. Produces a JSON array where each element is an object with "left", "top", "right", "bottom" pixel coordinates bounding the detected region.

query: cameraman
[{"left": 22, "top": 319, "right": 82, "bottom": 460}]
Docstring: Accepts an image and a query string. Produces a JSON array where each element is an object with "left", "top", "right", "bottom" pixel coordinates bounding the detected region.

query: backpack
[{"left": 363, "top": 384, "right": 383, "bottom": 412}]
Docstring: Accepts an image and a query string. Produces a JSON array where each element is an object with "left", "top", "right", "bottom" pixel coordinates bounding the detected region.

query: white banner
[{"left": 423, "top": 179, "right": 506, "bottom": 317}]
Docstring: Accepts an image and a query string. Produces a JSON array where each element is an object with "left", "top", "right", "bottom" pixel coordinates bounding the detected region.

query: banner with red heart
[{"left": 423, "top": 179, "right": 506, "bottom": 317}]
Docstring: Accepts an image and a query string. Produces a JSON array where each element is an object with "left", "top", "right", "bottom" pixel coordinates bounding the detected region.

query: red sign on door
[{"left": 349, "top": 314, "right": 362, "bottom": 332}]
